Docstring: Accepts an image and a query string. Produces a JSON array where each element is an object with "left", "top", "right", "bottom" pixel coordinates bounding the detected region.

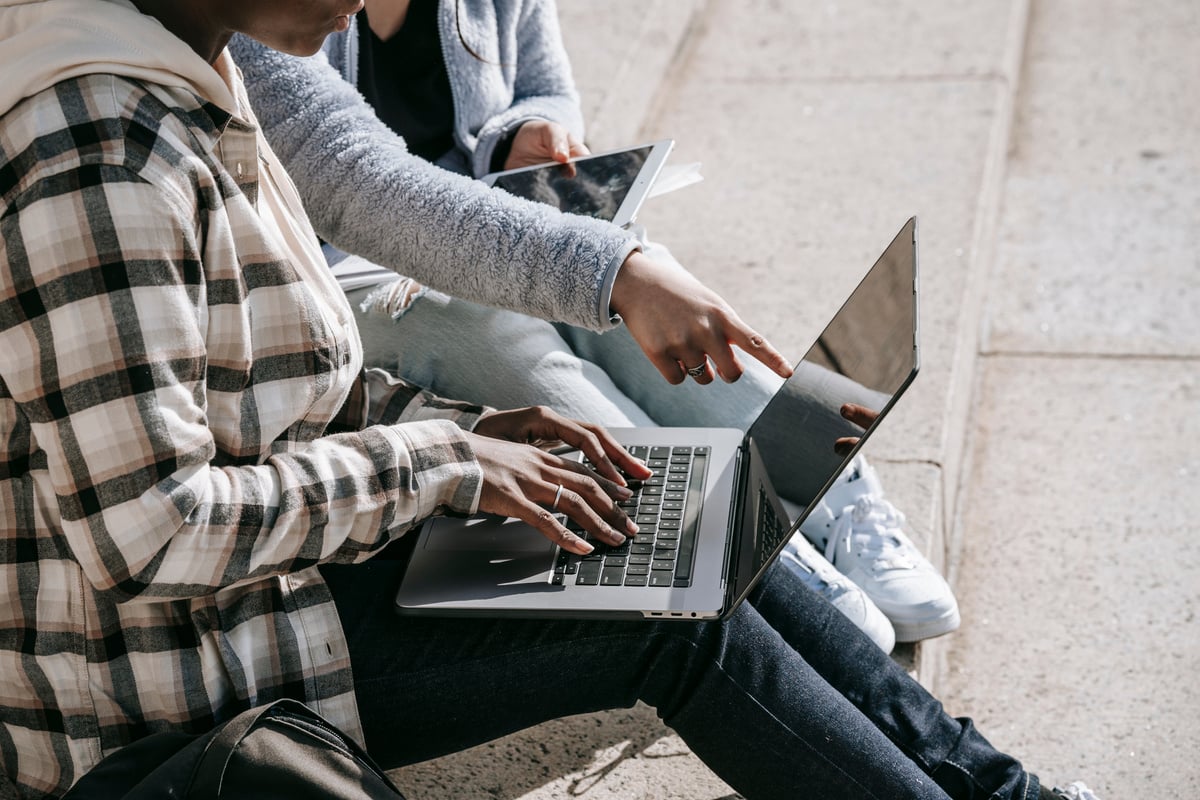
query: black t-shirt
[{"left": 356, "top": 3, "right": 455, "bottom": 162}]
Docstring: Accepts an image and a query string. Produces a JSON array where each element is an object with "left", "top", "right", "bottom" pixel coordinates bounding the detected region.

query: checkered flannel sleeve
[{"left": 0, "top": 163, "right": 482, "bottom": 604}]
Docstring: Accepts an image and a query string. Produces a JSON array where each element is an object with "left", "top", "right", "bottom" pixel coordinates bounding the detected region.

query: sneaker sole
[{"left": 891, "top": 605, "right": 961, "bottom": 643}]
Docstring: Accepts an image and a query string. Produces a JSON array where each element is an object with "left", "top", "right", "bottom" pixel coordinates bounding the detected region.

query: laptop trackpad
[
  {"left": 423, "top": 514, "right": 556, "bottom": 554},
  {"left": 409, "top": 514, "right": 558, "bottom": 593}
]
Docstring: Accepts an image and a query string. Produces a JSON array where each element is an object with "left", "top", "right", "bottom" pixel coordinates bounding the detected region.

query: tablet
[{"left": 481, "top": 139, "right": 673, "bottom": 228}]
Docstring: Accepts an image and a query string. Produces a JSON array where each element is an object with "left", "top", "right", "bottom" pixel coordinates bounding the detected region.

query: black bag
[{"left": 64, "top": 700, "right": 406, "bottom": 799}]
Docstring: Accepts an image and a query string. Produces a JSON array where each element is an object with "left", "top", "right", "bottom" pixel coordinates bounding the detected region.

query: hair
[
  {"left": 453, "top": 0, "right": 512, "bottom": 66},
  {"left": 453, "top": 0, "right": 485, "bottom": 61}
]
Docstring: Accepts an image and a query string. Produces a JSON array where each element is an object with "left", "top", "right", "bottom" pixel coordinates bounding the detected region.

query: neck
[
  {"left": 364, "top": 0, "right": 413, "bottom": 41},
  {"left": 131, "top": 0, "right": 230, "bottom": 64}
]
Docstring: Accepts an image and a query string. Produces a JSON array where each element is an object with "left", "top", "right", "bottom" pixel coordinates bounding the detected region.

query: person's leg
[
  {"left": 320, "top": 561, "right": 1035, "bottom": 800},
  {"left": 347, "top": 285, "right": 656, "bottom": 427},
  {"left": 747, "top": 562, "right": 1034, "bottom": 799}
]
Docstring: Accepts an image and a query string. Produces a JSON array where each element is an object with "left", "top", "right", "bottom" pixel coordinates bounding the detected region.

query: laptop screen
[{"left": 749, "top": 217, "right": 919, "bottom": 528}]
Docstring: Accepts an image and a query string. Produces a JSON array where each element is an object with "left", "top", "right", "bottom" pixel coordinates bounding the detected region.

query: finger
[
  {"left": 513, "top": 407, "right": 640, "bottom": 488},
  {"left": 553, "top": 480, "right": 635, "bottom": 545},
  {"left": 603, "top": 444, "right": 652, "bottom": 482},
  {"left": 646, "top": 348, "right": 688, "bottom": 385},
  {"left": 559, "top": 420, "right": 652, "bottom": 483},
  {"left": 549, "top": 129, "right": 572, "bottom": 163},
  {"left": 558, "top": 457, "right": 636, "bottom": 514},
  {"left": 840, "top": 402, "right": 879, "bottom": 431},
  {"left": 612, "top": 444, "right": 652, "bottom": 481},
  {"left": 834, "top": 436, "right": 861, "bottom": 457},
  {"left": 512, "top": 496, "right": 593, "bottom": 555},
  {"left": 543, "top": 127, "right": 581, "bottom": 177},
  {"left": 703, "top": 339, "right": 747, "bottom": 384},
  {"left": 680, "top": 357, "right": 715, "bottom": 385},
  {"left": 566, "top": 133, "right": 590, "bottom": 159},
  {"left": 560, "top": 136, "right": 589, "bottom": 178},
  {"left": 727, "top": 319, "right": 793, "bottom": 380},
  {"left": 552, "top": 423, "right": 627, "bottom": 487}
]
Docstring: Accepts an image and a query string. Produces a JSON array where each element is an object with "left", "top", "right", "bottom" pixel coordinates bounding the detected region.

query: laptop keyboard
[
  {"left": 755, "top": 488, "right": 788, "bottom": 560},
  {"left": 553, "top": 445, "right": 708, "bottom": 589}
]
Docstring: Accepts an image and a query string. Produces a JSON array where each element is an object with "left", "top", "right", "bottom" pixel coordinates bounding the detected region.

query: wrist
[
  {"left": 490, "top": 128, "right": 519, "bottom": 173},
  {"left": 610, "top": 250, "right": 653, "bottom": 316}
]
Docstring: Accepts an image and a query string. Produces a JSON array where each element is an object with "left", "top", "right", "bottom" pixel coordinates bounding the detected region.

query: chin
[
  {"left": 264, "top": 34, "right": 327, "bottom": 58},
  {"left": 242, "top": 23, "right": 329, "bottom": 58}
]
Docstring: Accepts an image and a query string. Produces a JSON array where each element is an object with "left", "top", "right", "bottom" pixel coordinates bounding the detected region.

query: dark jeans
[{"left": 320, "top": 559, "right": 1038, "bottom": 800}]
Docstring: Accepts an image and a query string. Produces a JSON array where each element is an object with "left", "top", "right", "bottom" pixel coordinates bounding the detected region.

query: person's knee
[{"left": 634, "top": 618, "right": 735, "bottom": 717}]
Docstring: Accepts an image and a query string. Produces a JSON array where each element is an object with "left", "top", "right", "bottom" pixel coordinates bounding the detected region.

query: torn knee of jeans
[{"left": 358, "top": 277, "right": 428, "bottom": 320}]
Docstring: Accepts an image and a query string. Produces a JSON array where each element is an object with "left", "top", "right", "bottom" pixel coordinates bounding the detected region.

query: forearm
[
  {"left": 78, "top": 419, "right": 482, "bottom": 602},
  {"left": 1, "top": 170, "right": 485, "bottom": 603},
  {"left": 232, "top": 37, "right": 634, "bottom": 331}
]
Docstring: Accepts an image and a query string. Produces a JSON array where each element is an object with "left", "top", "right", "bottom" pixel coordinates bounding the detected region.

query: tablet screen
[{"left": 489, "top": 145, "right": 654, "bottom": 222}]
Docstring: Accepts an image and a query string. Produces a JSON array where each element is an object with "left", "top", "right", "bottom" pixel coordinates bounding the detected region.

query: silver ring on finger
[
  {"left": 552, "top": 483, "right": 565, "bottom": 511},
  {"left": 685, "top": 361, "right": 708, "bottom": 379}
]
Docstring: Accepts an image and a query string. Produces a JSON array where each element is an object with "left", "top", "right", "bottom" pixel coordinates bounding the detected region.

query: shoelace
[
  {"left": 781, "top": 546, "right": 853, "bottom": 601},
  {"left": 824, "top": 494, "right": 917, "bottom": 571}
]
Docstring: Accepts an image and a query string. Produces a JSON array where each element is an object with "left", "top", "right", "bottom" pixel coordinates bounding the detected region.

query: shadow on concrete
[{"left": 388, "top": 703, "right": 741, "bottom": 799}]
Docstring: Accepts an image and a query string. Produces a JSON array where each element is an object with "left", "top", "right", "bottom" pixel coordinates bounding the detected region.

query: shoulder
[{"left": 0, "top": 74, "right": 227, "bottom": 218}]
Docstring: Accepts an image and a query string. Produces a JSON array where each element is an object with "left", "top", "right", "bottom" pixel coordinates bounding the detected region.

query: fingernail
[
  {"left": 616, "top": 484, "right": 633, "bottom": 498},
  {"left": 579, "top": 540, "right": 594, "bottom": 554},
  {"left": 625, "top": 518, "right": 639, "bottom": 535}
]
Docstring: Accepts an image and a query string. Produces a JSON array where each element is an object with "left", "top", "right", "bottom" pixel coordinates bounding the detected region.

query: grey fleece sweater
[{"left": 230, "top": 29, "right": 637, "bottom": 331}]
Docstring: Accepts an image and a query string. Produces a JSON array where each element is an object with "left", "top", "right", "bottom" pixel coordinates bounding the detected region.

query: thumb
[
  {"left": 542, "top": 124, "right": 572, "bottom": 163},
  {"left": 566, "top": 133, "right": 590, "bottom": 159}
]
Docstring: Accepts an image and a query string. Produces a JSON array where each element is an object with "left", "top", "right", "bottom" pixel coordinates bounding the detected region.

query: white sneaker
[
  {"left": 1051, "top": 782, "right": 1102, "bottom": 800},
  {"left": 779, "top": 534, "right": 896, "bottom": 653},
  {"left": 799, "top": 456, "right": 960, "bottom": 643}
]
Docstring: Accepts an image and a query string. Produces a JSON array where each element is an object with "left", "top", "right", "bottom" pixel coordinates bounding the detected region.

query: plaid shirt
[{"left": 0, "top": 69, "right": 486, "bottom": 798}]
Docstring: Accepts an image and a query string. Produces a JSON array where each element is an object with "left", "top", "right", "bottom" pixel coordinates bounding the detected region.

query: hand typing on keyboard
[
  {"left": 470, "top": 407, "right": 653, "bottom": 555},
  {"left": 559, "top": 444, "right": 708, "bottom": 588}
]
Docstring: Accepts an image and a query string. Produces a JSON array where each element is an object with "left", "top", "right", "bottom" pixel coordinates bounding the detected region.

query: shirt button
[{"left": 235, "top": 162, "right": 245, "bottom": 178}]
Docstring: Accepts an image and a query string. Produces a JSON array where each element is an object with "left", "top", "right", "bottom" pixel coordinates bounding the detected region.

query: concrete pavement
[{"left": 388, "top": 2, "right": 1198, "bottom": 797}]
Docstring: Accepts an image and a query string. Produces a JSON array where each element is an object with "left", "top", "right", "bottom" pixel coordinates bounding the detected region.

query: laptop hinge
[{"left": 721, "top": 442, "right": 749, "bottom": 609}]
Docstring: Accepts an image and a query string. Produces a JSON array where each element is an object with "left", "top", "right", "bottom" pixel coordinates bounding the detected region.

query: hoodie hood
[{"left": 0, "top": 0, "right": 237, "bottom": 118}]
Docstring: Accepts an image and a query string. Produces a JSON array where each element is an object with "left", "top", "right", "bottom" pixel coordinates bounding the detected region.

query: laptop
[{"left": 394, "top": 217, "right": 920, "bottom": 620}]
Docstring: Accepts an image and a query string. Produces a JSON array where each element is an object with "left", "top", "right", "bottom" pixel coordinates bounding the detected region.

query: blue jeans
[{"left": 320, "top": 560, "right": 1038, "bottom": 800}]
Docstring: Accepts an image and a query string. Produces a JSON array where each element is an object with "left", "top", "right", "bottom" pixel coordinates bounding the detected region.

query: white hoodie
[
  {"left": 0, "top": 0, "right": 237, "bottom": 118},
  {"left": 0, "top": 0, "right": 354, "bottom": 325},
  {"left": 0, "top": 3, "right": 411, "bottom": 797}
]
